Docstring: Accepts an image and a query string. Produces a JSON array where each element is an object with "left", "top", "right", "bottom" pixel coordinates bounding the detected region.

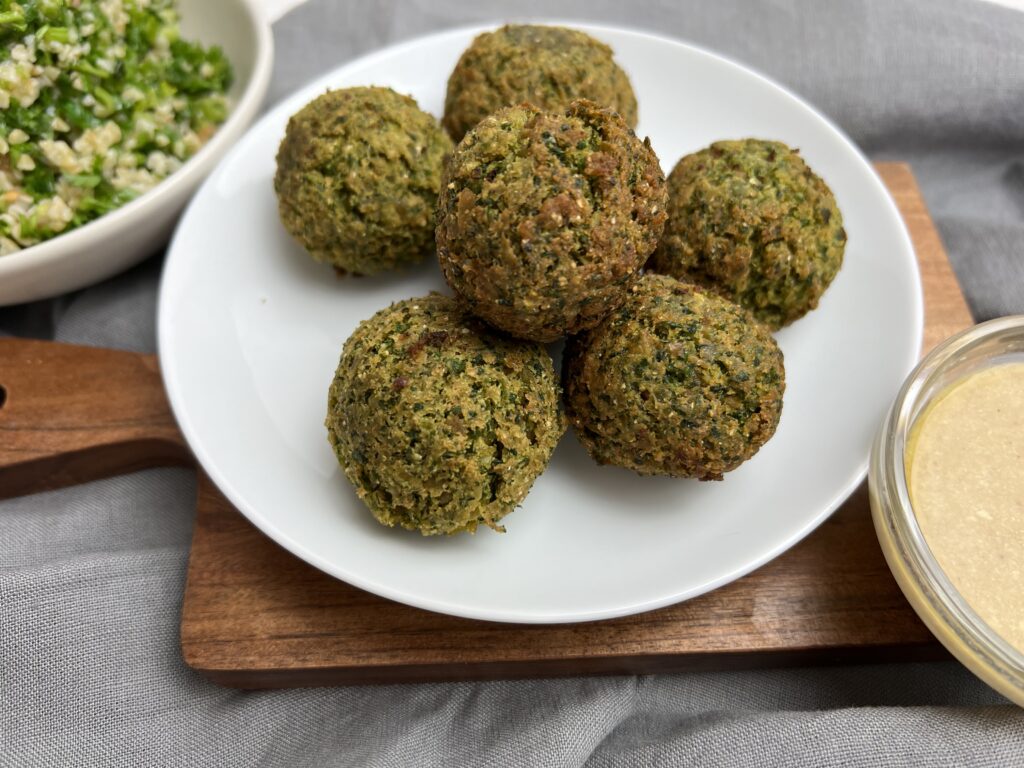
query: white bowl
[{"left": 0, "top": 0, "right": 273, "bottom": 306}]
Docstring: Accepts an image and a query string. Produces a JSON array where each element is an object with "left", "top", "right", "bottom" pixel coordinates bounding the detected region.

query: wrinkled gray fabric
[{"left": 2, "top": 0, "right": 1024, "bottom": 764}]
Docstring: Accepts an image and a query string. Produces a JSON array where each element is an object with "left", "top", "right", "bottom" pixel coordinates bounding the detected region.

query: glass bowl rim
[{"left": 872, "top": 314, "right": 1024, "bottom": 699}]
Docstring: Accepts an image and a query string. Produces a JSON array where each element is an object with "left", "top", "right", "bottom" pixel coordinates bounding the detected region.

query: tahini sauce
[{"left": 908, "top": 362, "right": 1024, "bottom": 653}]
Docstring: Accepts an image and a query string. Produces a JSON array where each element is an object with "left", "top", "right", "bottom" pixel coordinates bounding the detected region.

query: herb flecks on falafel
[
  {"left": 563, "top": 274, "right": 785, "bottom": 480},
  {"left": 326, "top": 294, "right": 565, "bottom": 536},
  {"left": 437, "top": 99, "right": 666, "bottom": 343},
  {"left": 275, "top": 86, "right": 452, "bottom": 275},
  {"left": 443, "top": 24, "right": 638, "bottom": 142},
  {"left": 650, "top": 138, "right": 846, "bottom": 329}
]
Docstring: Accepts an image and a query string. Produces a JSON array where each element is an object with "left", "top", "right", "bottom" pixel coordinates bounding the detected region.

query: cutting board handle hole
[{"left": 0, "top": 384, "right": 6, "bottom": 410}]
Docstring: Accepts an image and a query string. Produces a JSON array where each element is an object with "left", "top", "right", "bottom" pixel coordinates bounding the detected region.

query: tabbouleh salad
[{"left": 0, "top": 0, "right": 232, "bottom": 255}]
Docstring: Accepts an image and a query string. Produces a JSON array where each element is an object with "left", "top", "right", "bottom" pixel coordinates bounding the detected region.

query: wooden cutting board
[{"left": 0, "top": 163, "right": 974, "bottom": 688}]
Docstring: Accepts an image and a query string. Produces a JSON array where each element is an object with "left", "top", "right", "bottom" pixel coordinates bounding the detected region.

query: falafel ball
[
  {"left": 326, "top": 294, "right": 565, "bottom": 535},
  {"left": 443, "top": 24, "right": 638, "bottom": 142},
  {"left": 274, "top": 87, "right": 452, "bottom": 275},
  {"left": 563, "top": 274, "right": 785, "bottom": 480},
  {"left": 649, "top": 139, "right": 846, "bottom": 329},
  {"left": 436, "top": 100, "right": 667, "bottom": 343}
]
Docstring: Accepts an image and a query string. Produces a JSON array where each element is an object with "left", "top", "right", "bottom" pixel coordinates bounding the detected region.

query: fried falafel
[
  {"left": 649, "top": 138, "right": 846, "bottom": 329},
  {"left": 443, "top": 24, "right": 638, "bottom": 141},
  {"left": 563, "top": 273, "right": 785, "bottom": 480},
  {"left": 326, "top": 294, "right": 565, "bottom": 535},
  {"left": 275, "top": 86, "right": 452, "bottom": 275},
  {"left": 436, "top": 99, "right": 666, "bottom": 342}
]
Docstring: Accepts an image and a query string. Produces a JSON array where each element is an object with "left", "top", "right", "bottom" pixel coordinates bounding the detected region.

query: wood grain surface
[
  {"left": 177, "top": 162, "right": 975, "bottom": 688},
  {"left": 0, "top": 341, "right": 190, "bottom": 500}
]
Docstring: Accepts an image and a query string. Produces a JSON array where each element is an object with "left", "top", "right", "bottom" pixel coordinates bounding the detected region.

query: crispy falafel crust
[
  {"left": 443, "top": 24, "right": 638, "bottom": 142},
  {"left": 326, "top": 294, "right": 565, "bottom": 536},
  {"left": 436, "top": 100, "right": 666, "bottom": 342},
  {"left": 649, "top": 139, "right": 846, "bottom": 329},
  {"left": 274, "top": 86, "right": 452, "bottom": 275},
  {"left": 563, "top": 274, "right": 785, "bottom": 480}
]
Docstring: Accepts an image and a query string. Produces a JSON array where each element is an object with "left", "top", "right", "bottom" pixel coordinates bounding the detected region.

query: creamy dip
[{"left": 907, "top": 362, "right": 1024, "bottom": 654}]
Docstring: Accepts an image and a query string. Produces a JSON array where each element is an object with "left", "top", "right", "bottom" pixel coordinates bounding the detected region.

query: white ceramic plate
[
  {"left": 159, "top": 23, "right": 923, "bottom": 624},
  {"left": 0, "top": 0, "right": 273, "bottom": 306}
]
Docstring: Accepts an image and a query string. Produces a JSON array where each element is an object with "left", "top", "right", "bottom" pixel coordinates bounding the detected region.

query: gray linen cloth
[{"left": 3, "top": 0, "right": 1024, "bottom": 764}]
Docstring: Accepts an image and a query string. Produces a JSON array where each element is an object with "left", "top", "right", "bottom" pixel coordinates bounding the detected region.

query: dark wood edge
[
  {"left": 185, "top": 643, "right": 949, "bottom": 689},
  {"left": 0, "top": 439, "right": 193, "bottom": 500}
]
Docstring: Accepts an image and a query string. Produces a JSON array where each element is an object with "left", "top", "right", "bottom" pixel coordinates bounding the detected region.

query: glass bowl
[{"left": 869, "top": 315, "right": 1024, "bottom": 706}]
